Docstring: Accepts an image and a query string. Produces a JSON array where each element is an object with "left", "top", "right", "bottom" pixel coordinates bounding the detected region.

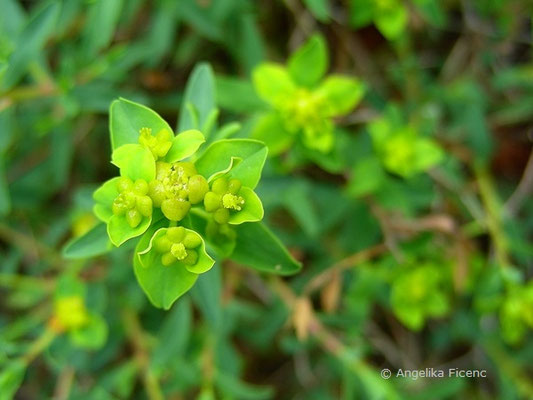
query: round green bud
[
  {"left": 167, "top": 226, "right": 186, "bottom": 243},
  {"left": 154, "top": 235, "right": 172, "bottom": 253},
  {"left": 161, "top": 252, "right": 176, "bottom": 266},
  {"left": 182, "top": 249, "right": 198, "bottom": 266},
  {"left": 117, "top": 177, "right": 133, "bottom": 193},
  {"left": 124, "top": 192, "right": 136, "bottom": 209},
  {"left": 170, "top": 242, "right": 188, "bottom": 260},
  {"left": 213, "top": 208, "right": 230, "bottom": 224},
  {"left": 126, "top": 209, "right": 142, "bottom": 228},
  {"left": 183, "top": 232, "right": 202, "bottom": 249},
  {"left": 211, "top": 177, "right": 228, "bottom": 194},
  {"left": 133, "top": 179, "right": 149, "bottom": 195},
  {"left": 136, "top": 196, "right": 153, "bottom": 217},
  {"left": 188, "top": 175, "right": 209, "bottom": 204},
  {"left": 204, "top": 192, "right": 222, "bottom": 212},
  {"left": 174, "top": 161, "right": 197, "bottom": 177},
  {"left": 178, "top": 190, "right": 188, "bottom": 200},
  {"left": 148, "top": 180, "right": 166, "bottom": 207},
  {"left": 114, "top": 192, "right": 135, "bottom": 212},
  {"left": 227, "top": 178, "right": 242, "bottom": 195},
  {"left": 112, "top": 201, "right": 126, "bottom": 216},
  {"left": 161, "top": 198, "right": 190, "bottom": 221}
]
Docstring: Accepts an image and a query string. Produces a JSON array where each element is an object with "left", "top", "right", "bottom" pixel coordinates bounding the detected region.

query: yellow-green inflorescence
[
  {"left": 282, "top": 88, "right": 321, "bottom": 132},
  {"left": 54, "top": 295, "right": 89, "bottom": 330},
  {"left": 204, "top": 177, "right": 244, "bottom": 224},
  {"left": 139, "top": 127, "right": 173, "bottom": 160},
  {"left": 112, "top": 177, "right": 153, "bottom": 228},
  {"left": 154, "top": 227, "right": 202, "bottom": 266},
  {"left": 148, "top": 161, "right": 209, "bottom": 222}
]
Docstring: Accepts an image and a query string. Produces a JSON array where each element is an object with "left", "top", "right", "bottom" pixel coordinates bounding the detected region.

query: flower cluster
[
  {"left": 252, "top": 34, "right": 364, "bottom": 154},
  {"left": 92, "top": 98, "right": 266, "bottom": 309}
]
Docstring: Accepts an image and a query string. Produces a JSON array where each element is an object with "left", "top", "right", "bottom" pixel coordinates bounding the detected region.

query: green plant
[
  {"left": 85, "top": 83, "right": 298, "bottom": 308},
  {"left": 252, "top": 34, "right": 364, "bottom": 156}
]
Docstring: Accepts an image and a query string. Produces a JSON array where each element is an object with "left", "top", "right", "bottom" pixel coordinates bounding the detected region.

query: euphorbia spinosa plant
[
  {"left": 92, "top": 98, "right": 266, "bottom": 308},
  {"left": 81, "top": 64, "right": 299, "bottom": 309}
]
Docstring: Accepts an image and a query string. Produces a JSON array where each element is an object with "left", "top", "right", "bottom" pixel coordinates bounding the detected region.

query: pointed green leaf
[
  {"left": 111, "top": 144, "right": 156, "bottom": 182},
  {"left": 231, "top": 222, "right": 301, "bottom": 275},
  {"left": 110, "top": 98, "right": 173, "bottom": 150},
  {"left": 82, "top": 0, "right": 124, "bottom": 56},
  {"left": 1, "top": 2, "right": 60, "bottom": 90},
  {"left": 178, "top": 63, "right": 216, "bottom": 133},
  {"left": 165, "top": 129, "right": 205, "bottom": 162},
  {"left": 195, "top": 139, "right": 267, "bottom": 189},
  {"left": 288, "top": 34, "right": 328, "bottom": 87},
  {"left": 62, "top": 223, "right": 112, "bottom": 259}
]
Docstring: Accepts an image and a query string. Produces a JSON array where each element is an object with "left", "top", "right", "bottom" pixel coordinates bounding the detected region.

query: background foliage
[{"left": 1, "top": 0, "right": 532, "bottom": 399}]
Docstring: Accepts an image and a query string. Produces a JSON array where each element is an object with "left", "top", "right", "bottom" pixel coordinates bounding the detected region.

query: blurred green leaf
[
  {"left": 0, "top": 160, "right": 10, "bottom": 216},
  {"left": 315, "top": 75, "right": 365, "bottom": 116},
  {"left": 288, "top": 34, "right": 328, "bottom": 87},
  {"left": 215, "top": 370, "right": 273, "bottom": 400},
  {"left": 252, "top": 63, "right": 296, "bottom": 106},
  {"left": 62, "top": 223, "right": 112, "bottom": 259},
  {"left": 82, "top": 0, "right": 124, "bottom": 56},
  {"left": 231, "top": 222, "right": 301, "bottom": 275},
  {"left": 216, "top": 76, "right": 267, "bottom": 113},
  {"left": 1, "top": 2, "right": 59, "bottom": 90},
  {"left": 178, "top": 63, "right": 216, "bottom": 133},
  {"left": 252, "top": 113, "right": 292, "bottom": 157},
  {"left": 69, "top": 313, "right": 108, "bottom": 350},
  {"left": 0, "top": 360, "right": 26, "bottom": 400},
  {"left": 191, "top": 265, "right": 222, "bottom": 330},
  {"left": 152, "top": 297, "right": 192, "bottom": 368},
  {"left": 303, "top": 0, "right": 331, "bottom": 22}
]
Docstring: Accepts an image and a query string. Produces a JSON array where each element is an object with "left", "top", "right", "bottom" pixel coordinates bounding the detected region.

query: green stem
[
  {"left": 474, "top": 165, "right": 510, "bottom": 268},
  {"left": 21, "top": 328, "right": 57, "bottom": 365},
  {"left": 122, "top": 310, "right": 164, "bottom": 400}
]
